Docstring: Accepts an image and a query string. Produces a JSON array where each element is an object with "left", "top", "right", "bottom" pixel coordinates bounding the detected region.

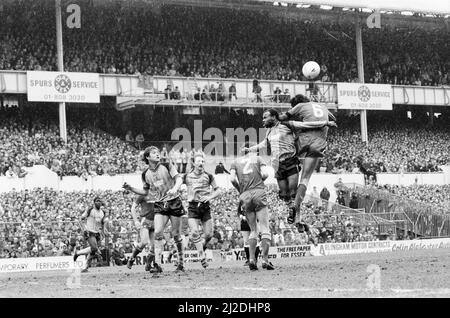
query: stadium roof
[{"left": 256, "top": 0, "right": 450, "bottom": 15}]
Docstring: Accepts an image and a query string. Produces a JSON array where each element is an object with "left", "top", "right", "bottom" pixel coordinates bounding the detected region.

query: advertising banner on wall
[
  {"left": 27, "top": 71, "right": 100, "bottom": 103},
  {"left": 337, "top": 83, "right": 392, "bottom": 110}
]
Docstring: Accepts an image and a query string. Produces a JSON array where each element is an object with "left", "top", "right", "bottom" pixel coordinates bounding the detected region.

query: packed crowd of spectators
[
  {"left": 0, "top": 185, "right": 398, "bottom": 259},
  {"left": 1, "top": 1, "right": 448, "bottom": 86},
  {"left": 0, "top": 105, "right": 144, "bottom": 178},
  {"left": 1, "top": 105, "right": 449, "bottom": 178},
  {"left": 385, "top": 184, "right": 450, "bottom": 212},
  {"left": 321, "top": 112, "right": 450, "bottom": 173}
]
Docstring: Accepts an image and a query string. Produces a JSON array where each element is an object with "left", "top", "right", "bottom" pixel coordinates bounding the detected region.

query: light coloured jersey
[
  {"left": 142, "top": 162, "right": 179, "bottom": 202},
  {"left": 264, "top": 122, "right": 297, "bottom": 163},
  {"left": 230, "top": 155, "right": 266, "bottom": 194},
  {"left": 183, "top": 171, "right": 217, "bottom": 202},
  {"left": 83, "top": 207, "right": 105, "bottom": 233}
]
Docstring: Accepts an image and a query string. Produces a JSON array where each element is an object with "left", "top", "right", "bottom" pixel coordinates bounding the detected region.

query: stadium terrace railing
[
  {"left": 1, "top": 71, "right": 449, "bottom": 107},
  {"left": 344, "top": 183, "right": 450, "bottom": 238}
]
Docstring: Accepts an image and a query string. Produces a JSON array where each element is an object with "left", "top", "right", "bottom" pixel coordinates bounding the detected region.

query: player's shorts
[
  {"left": 240, "top": 219, "right": 251, "bottom": 232},
  {"left": 296, "top": 133, "right": 327, "bottom": 158},
  {"left": 140, "top": 204, "right": 155, "bottom": 221},
  {"left": 275, "top": 156, "right": 299, "bottom": 180},
  {"left": 239, "top": 188, "right": 267, "bottom": 213},
  {"left": 84, "top": 231, "right": 101, "bottom": 244},
  {"left": 188, "top": 201, "right": 212, "bottom": 222},
  {"left": 141, "top": 218, "right": 155, "bottom": 231},
  {"left": 154, "top": 197, "right": 185, "bottom": 217}
]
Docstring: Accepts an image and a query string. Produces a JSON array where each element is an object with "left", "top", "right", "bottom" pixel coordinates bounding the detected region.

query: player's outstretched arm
[
  {"left": 80, "top": 208, "right": 89, "bottom": 220},
  {"left": 278, "top": 112, "right": 290, "bottom": 121},
  {"left": 123, "top": 182, "right": 148, "bottom": 196},
  {"left": 167, "top": 174, "right": 183, "bottom": 195},
  {"left": 245, "top": 139, "right": 267, "bottom": 153},
  {"left": 282, "top": 120, "right": 336, "bottom": 130}
]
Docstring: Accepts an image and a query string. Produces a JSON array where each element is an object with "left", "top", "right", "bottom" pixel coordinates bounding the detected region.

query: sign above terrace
[{"left": 0, "top": 71, "right": 449, "bottom": 108}]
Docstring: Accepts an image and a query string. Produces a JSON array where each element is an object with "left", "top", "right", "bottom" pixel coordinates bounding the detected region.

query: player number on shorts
[
  {"left": 242, "top": 158, "right": 253, "bottom": 174},
  {"left": 312, "top": 104, "right": 324, "bottom": 118}
]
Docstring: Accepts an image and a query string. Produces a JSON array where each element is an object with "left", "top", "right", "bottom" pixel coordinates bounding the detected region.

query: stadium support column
[
  {"left": 355, "top": 14, "right": 368, "bottom": 144},
  {"left": 56, "top": 0, "right": 67, "bottom": 143}
]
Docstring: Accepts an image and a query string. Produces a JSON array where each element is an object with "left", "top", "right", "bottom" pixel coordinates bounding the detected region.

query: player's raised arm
[
  {"left": 246, "top": 138, "right": 267, "bottom": 153},
  {"left": 123, "top": 182, "right": 149, "bottom": 196}
]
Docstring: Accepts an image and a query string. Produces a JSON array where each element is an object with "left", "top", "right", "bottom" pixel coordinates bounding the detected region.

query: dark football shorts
[
  {"left": 154, "top": 197, "right": 185, "bottom": 217},
  {"left": 140, "top": 204, "right": 155, "bottom": 221},
  {"left": 84, "top": 231, "right": 101, "bottom": 244},
  {"left": 240, "top": 219, "right": 251, "bottom": 232},
  {"left": 239, "top": 188, "right": 267, "bottom": 213},
  {"left": 296, "top": 134, "right": 327, "bottom": 158},
  {"left": 188, "top": 202, "right": 212, "bottom": 222},
  {"left": 275, "top": 156, "right": 299, "bottom": 180}
]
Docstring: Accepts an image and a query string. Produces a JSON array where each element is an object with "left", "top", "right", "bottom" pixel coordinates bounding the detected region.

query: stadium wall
[{"left": 3, "top": 238, "right": 450, "bottom": 273}]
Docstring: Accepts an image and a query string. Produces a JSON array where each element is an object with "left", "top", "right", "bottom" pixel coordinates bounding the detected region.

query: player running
[
  {"left": 126, "top": 194, "right": 156, "bottom": 272},
  {"left": 123, "top": 146, "right": 185, "bottom": 274},
  {"left": 73, "top": 197, "right": 110, "bottom": 273},
  {"left": 278, "top": 94, "right": 336, "bottom": 229},
  {"left": 230, "top": 148, "right": 272, "bottom": 271},
  {"left": 245, "top": 109, "right": 334, "bottom": 228},
  {"left": 182, "top": 154, "right": 221, "bottom": 269}
]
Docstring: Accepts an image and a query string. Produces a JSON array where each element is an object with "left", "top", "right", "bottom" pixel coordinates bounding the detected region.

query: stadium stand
[
  {"left": 0, "top": 186, "right": 405, "bottom": 258},
  {"left": 0, "top": 1, "right": 448, "bottom": 85}
]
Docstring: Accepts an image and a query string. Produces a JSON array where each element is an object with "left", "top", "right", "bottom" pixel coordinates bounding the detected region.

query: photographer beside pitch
[{"left": 123, "top": 146, "right": 185, "bottom": 274}]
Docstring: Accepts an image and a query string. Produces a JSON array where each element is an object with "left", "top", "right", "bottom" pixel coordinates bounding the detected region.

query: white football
[{"left": 302, "top": 61, "right": 321, "bottom": 80}]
